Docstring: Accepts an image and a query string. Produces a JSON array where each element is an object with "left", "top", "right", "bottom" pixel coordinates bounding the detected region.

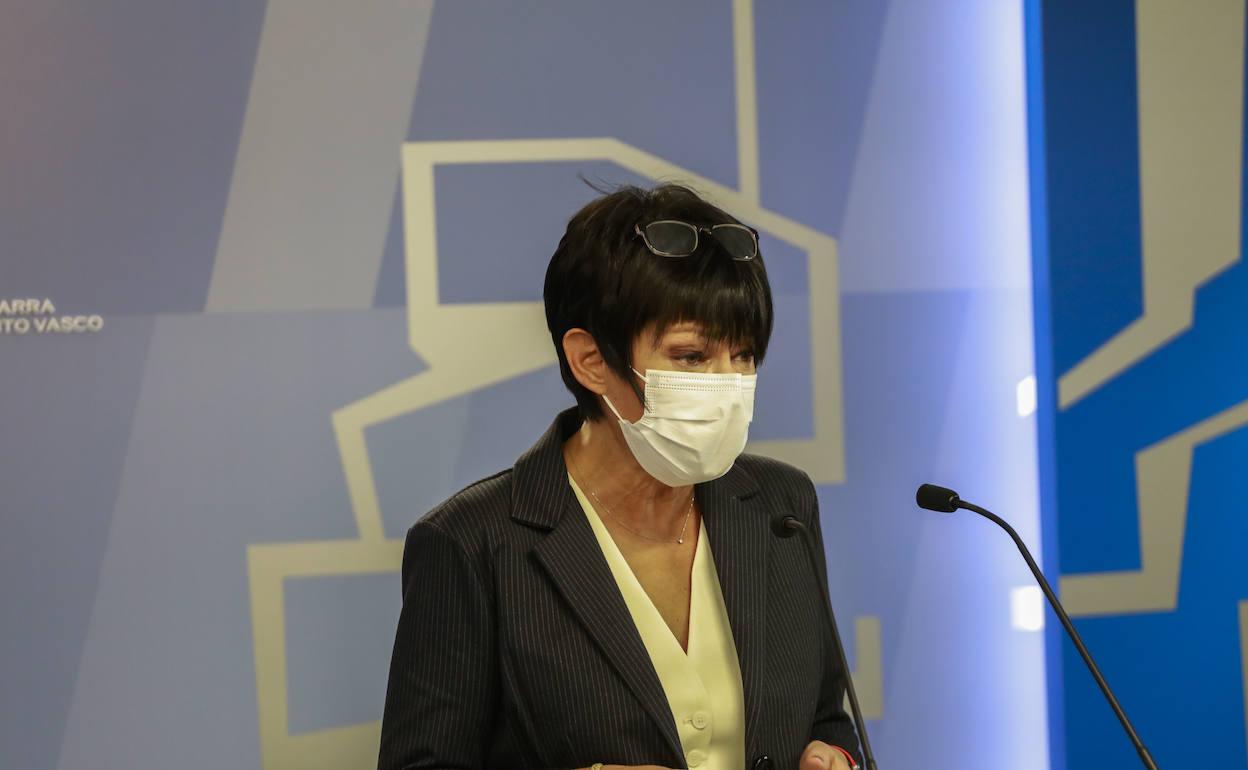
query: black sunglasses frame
[{"left": 633, "top": 220, "right": 760, "bottom": 261}]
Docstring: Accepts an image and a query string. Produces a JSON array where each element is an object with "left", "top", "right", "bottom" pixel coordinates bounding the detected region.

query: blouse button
[
  {"left": 691, "top": 711, "right": 710, "bottom": 729},
  {"left": 687, "top": 749, "right": 708, "bottom": 767}
]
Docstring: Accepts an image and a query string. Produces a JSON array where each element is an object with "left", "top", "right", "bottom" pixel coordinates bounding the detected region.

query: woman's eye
[
  {"left": 735, "top": 350, "right": 755, "bottom": 362},
  {"left": 678, "top": 352, "right": 705, "bottom": 364}
]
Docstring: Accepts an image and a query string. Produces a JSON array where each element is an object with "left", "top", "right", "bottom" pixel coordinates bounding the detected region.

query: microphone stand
[{"left": 775, "top": 515, "right": 878, "bottom": 770}]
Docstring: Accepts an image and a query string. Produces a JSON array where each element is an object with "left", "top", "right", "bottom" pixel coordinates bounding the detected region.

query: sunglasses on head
[{"left": 634, "top": 219, "right": 759, "bottom": 261}]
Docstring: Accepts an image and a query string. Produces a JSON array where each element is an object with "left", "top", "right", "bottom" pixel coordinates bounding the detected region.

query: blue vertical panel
[
  {"left": 1032, "top": 0, "right": 1248, "bottom": 766},
  {"left": 1038, "top": 0, "right": 1144, "bottom": 377},
  {"left": 1, "top": 2, "right": 1052, "bottom": 768},
  {"left": 1024, "top": 0, "right": 1068, "bottom": 766}
]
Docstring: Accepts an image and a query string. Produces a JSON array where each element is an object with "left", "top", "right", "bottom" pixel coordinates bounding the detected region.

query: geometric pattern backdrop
[
  {"left": 2, "top": 2, "right": 1049, "bottom": 768},
  {"left": 1030, "top": 0, "right": 1248, "bottom": 767}
]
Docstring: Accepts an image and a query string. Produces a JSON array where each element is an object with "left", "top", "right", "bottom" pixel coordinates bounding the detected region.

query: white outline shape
[
  {"left": 1061, "top": 397, "right": 1248, "bottom": 616},
  {"left": 1057, "top": 0, "right": 1244, "bottom": 408},
  {"left": 245, "top": 4, "right": 885, "bottom": 767}
]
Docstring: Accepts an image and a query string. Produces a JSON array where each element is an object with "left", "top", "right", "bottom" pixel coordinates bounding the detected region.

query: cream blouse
[{"left": 568, "top": 472, "right": 746, "bottom": 770}]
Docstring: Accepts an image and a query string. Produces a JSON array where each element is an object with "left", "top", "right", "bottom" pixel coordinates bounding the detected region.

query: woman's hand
[{"left": 799, "top": 740, "right": 854, "bottom": 770}]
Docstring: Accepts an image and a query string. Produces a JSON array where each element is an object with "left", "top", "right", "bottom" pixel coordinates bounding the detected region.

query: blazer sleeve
[
  {"left": 799, "top": 471, "right": 865, "bottom": 767},
  {"left": 377, "top": 519, "right": 497, "bottom": 770}
]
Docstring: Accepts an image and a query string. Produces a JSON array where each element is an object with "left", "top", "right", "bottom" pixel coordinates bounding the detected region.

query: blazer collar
[{"left": 513, "top": 407, "right": 771, "bottom": 763}]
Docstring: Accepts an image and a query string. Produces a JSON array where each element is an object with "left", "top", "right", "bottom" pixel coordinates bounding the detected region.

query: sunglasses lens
[
  {"left": 711, "top": 225, "right": 757, "bottom": 260},
  {"left": 644, "top": 221, "right": 698, "bottom": 255}
]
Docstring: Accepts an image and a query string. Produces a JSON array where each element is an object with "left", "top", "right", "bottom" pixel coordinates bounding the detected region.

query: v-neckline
[{"left": 569, "top": 472, "right": 703, "bottom": 657}]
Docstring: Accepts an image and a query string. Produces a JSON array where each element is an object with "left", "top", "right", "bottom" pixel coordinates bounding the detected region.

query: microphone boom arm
[{"left": 954, "top": 498, "right": 1160, "bottom": 770}]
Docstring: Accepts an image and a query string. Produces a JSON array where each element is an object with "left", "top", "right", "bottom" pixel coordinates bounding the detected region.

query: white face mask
[{"left": 602, "top": 366, "right": 757, "bottom": 487}]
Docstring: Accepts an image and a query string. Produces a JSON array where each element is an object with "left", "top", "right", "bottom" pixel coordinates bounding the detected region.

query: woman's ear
[{"left": 562, "top": 328, "right": 608, "bottom": 396}]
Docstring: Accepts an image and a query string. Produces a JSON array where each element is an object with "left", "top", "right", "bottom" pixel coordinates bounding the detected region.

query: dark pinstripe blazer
[{"left": 378, "top": 406, "right": 862, "bottom": 770}]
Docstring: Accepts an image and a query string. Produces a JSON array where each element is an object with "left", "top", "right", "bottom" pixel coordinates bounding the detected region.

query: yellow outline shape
[
  {"left": 248, "top": 136, "right": 850, "bottom": 768},
  {"left": 1060, "top": 397, "right": 1248, "bottom": 617},
  {"left": 1240, "top": 600, "right": 1248, "bottom": 764},
  {"left": 245, "top": 4, "right": 887, "bottom": 767}
]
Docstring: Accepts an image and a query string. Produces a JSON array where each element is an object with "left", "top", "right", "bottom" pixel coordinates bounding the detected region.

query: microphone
[
  {"left": 915, "top": 484, "right": 1160, "bottom": 770},
  {"left": 773, "top": 513, "right": 877, "bottom": 770}
]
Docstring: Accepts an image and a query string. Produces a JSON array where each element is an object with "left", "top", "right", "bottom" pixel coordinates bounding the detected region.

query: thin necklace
[{"left": 569, "top": 455, "right": 695, "bottom": 544}]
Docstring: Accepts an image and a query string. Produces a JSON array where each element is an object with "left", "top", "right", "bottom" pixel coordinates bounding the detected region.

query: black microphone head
[
  {"left": 770, "top": 513, "right": 802, "bottom": 538},
  {"left": 916, "top": 483, "right": 961, "bottom": 513}
]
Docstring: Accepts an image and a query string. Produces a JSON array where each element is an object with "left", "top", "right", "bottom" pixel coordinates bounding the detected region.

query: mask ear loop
[
  {"left": 599, "top": 341, "right": 648, "bottom": 420},
  {"left": 624, "top": 363, "right": 647, "bottom": 415}
]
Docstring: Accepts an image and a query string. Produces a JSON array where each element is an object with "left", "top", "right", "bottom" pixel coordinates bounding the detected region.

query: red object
[{"left": 829, "top": 745, "right": 860, "bottom": 769}]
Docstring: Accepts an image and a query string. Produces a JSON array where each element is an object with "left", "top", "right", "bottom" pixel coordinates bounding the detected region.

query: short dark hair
[{"left": 543, "top": 182, "right": 775, "bottom": 422}]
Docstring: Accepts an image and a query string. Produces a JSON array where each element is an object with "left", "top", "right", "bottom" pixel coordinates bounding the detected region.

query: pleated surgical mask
[{"left": 602, "top": 366, "right": 757, "bottom": 487}]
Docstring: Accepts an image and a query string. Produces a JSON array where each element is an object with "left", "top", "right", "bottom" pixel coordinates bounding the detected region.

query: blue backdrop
[
  {"left": 1030, "top": 0, "right": 1248, "bottom": 767},
  {"left": 2, "top": 2, "right": 1047, "bottom": 768}
]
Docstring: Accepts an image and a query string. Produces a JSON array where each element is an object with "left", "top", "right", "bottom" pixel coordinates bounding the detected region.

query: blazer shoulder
[
  {"left": 410, "top": 468, "right": 515, "bottom": 550},
  {"left": 734, "top": 451, "right": 814, "bottom": 491},
  {"left": 733, "top": 452, "right": 820, "bottom": 522}
]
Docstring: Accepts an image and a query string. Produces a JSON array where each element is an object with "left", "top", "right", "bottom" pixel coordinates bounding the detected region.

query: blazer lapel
[
  {"left": 512, "top": 407, "right": 770, "bottom": 763},
  {"left": 513, "top": 408, "right": 685, "bottom": 763},
  {"left": 533, "top": 505, "right": 686, "bottom": 763},
  {"left": 698, "top": 467, "right": 769, "bottom": 762}
]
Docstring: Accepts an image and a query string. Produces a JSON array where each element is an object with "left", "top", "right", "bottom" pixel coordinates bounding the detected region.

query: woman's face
[{"left": 605, "top": 320, "right": 756, "bottom": 422}]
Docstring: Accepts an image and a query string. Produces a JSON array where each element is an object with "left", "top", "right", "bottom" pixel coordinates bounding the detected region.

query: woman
[{"left": 377, "top": 184, "right": 863, "bottom": 770}]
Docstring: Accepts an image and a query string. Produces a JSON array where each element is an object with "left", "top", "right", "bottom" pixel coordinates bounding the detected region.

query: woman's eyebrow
[{"left": 663, "top": 337, "right": 707, "bottom": 349}]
